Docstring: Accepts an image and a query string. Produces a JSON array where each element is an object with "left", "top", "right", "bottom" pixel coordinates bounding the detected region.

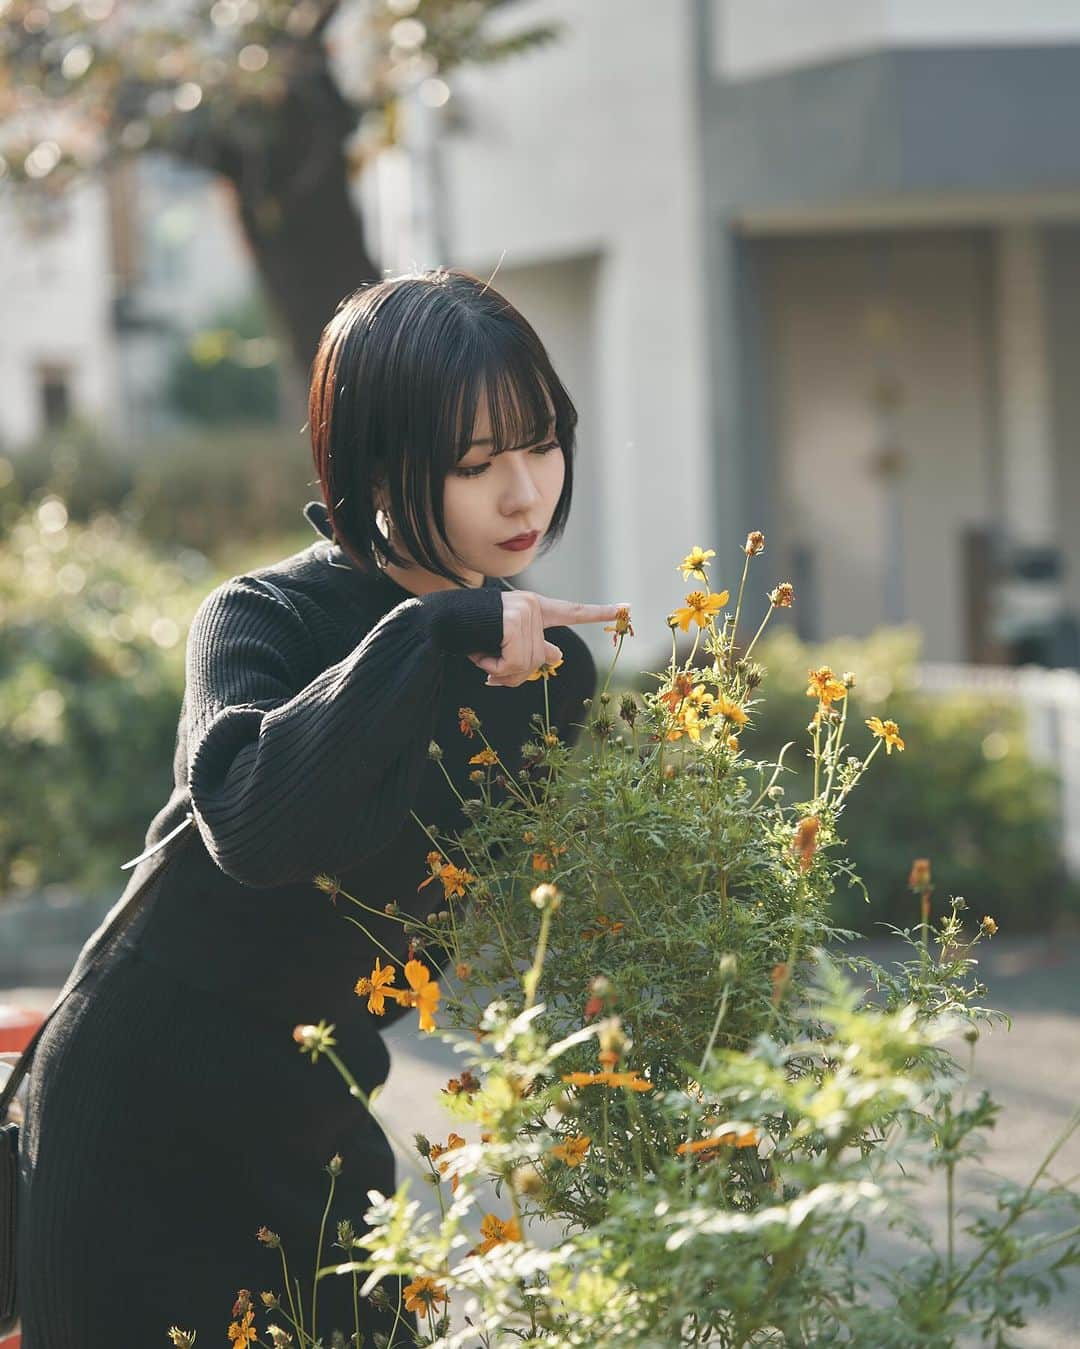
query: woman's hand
[{"left": 466, "top": 590, "right": 630, "bottom": 687}]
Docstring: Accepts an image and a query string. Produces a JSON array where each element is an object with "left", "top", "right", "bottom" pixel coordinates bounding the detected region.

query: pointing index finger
[{"left": 538, "top": 598, "right": 632, "bottom": 627}]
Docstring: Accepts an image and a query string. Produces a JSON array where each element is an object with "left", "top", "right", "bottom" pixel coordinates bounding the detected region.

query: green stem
[
  {"left": 823, "top": 694, "right": 850, "bottom": 801},
  {"left": 310, "top": 1169, "right": 337, "bottom": 1341},
  {"left": 697, "top": 984, "right": 731, "bottom": 1077},
  {"left": 730, "top": 550, "right": 752, "bottom": 653},
  {"left": 742, "top": 602, "right": 776, "bottom": 662},
  {"left": 522, "top": 904, "right": 554, "bottom": 1011}
]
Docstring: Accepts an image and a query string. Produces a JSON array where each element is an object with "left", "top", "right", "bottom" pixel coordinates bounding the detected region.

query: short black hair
[{"left": 308, "top": 267, "right": 578, "bottom": 586}]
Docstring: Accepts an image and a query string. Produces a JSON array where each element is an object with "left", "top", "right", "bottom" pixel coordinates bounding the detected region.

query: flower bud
[
  {"left": 767, "top": 785, "right": 784, "bottom": 800},
  {"left": 427, "top": 740, "right": 443, "bottom": 761},
  {"left": 326, "top": 1153, "right": 343, "bottom": 1177}
]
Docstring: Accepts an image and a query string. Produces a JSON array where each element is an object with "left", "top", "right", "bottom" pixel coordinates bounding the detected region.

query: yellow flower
[
  {"left": 665, "top": 702, "right": 705, "bottom": 743},
  {"left": 603, "top": 605, "right": 635, "bottom": 645},
  {"left": 469, "top": 1212, "right": 523, "bottom": 1256},
  {"left": 402, "top": 1275, "right": 449, "bottom": 1319},
  {"left": 526, "top": 656, "right": 565, "bottom": 681},
  {"left": 676, "top": 1128, "right": 759, "bottom": 1156},
  {"left": 402, "top": 958, "right": 441, "bottom": 1032},
  {"left": 806, "top": 666, "right": 847, "bottom": 706},
  {"left": 228, "top": 1310, "right": 257, "bottom": 1347},
  {"left": 469, "top": 747, "right": 499, "bottom": 766},
  {"left": 980, "top": 915, "right": 999, "bottom": 936},
  {"left": 712, "top": 694, "right": 748, "bottom": 727},
  {"left": 354, "top": 957, "right": 406, "bottom": 1017},
  {"left": 550, "top": 1134, "right": 591, "bottom": 1167},
  {"left": 678, "top": 545, "right": 716, "bottom": 582},
  {"left": 866, "top": 716, "right": 905, "bottom": 754},
  {"left": 672, "top": 590, "right": 729, "bottom": 632}
]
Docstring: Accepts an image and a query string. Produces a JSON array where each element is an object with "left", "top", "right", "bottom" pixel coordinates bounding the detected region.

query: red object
[
  {"left": 496, "top": 530, "right": 538, "bottom": 551},
  {"left": 0, "top": 1006, "right": 39, "bottom": 1349},
  {"left": 0, "top": 1005, "right": 44, "bottom": 1054}
]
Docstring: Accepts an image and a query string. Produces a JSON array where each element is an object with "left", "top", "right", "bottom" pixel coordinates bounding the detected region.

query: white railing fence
[{"left": 914, "top": 663, "right": 1080, "bottom": 878}]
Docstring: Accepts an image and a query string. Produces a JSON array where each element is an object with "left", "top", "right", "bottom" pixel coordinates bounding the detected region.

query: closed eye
[{"left": 454, "top": 440, "right": 560, "bottom": 479}]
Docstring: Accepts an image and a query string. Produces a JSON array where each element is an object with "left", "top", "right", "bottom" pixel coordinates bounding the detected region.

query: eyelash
[{"left": 454, "top": 440, "right": 560, "bottom": 479}]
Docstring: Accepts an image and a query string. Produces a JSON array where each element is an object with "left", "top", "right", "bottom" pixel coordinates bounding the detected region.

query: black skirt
[{"left": 16, "top": 943, "right": 419, "bottom": 1346}]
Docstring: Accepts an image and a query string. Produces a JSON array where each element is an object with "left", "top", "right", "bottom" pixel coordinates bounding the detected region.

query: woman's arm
[{"left": 185, "top": 575, "right": 503, "bottom": 888}]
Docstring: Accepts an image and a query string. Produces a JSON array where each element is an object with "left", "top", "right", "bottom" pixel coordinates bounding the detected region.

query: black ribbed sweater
[{"left": 17, "top": 501, "right": 596, "bottom": 1346}]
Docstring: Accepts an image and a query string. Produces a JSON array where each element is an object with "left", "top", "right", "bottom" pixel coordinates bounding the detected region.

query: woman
[{"left": 16, "top": 268, "right": 629, "bottom": 1345}]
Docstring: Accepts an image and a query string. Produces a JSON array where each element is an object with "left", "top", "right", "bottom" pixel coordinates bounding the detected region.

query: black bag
[{"left": 0, "top": 811, "right": 196, "bottom": 1334}]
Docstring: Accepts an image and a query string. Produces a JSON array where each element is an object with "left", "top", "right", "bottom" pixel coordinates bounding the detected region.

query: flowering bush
[{"left": 196, "top": 534, "right": 1080, "bottom": 1348}]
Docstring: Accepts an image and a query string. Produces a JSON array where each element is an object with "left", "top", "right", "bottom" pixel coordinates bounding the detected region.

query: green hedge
[
  {"left": 737, "top": 628, "right": 1073, "bottom": 934},
  {"left": 0, "top": 497, "right": 215, "bottom": 899}
]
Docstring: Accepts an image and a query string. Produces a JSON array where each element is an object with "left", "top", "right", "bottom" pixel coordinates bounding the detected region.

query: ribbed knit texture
[{"left": 17, "top": 502, "right": 597, "bottom": 1345}]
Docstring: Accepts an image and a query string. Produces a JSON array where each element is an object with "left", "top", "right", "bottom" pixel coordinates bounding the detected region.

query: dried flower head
[
  {"left": 908, "top": 858, "right": 932, "bottom": 891},
  {"left": 980, "top": 915, "right": 999, "bottom": 936},
  {"left": 458, "top": 706, "right": 481, "bottom": 737},
  {"left": 770, "top": 582, "right": 795, "bottom": 608},
  {"left": 806, "top": 666, "right": 847, "bottom": 706},
  {"left": 744, "top": 530, "right": 766, "bottom": 556},
  {"left": 791, "top": 815, "right": 821, "bottom": 873},
  {"left": 603, "top": 605, "right": 635, "bottom": 645}
]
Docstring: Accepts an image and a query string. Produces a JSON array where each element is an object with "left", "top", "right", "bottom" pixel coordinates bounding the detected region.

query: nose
[{"left": 498, "top": 449, "right": 544, "bottom": 516}]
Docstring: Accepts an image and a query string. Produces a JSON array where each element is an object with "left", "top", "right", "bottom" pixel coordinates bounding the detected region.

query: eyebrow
[{"left": 469, "top": 416, "right": 556, "bottom": 453}]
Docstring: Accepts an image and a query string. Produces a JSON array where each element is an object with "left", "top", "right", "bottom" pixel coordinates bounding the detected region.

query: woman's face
[{"left": 382, "top": 389, "right": 566, "bottom": 591}]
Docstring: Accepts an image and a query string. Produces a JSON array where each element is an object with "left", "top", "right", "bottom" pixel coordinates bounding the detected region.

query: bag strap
[{"left": 0, "top": 811, "right": 196, "bottom": 1120}]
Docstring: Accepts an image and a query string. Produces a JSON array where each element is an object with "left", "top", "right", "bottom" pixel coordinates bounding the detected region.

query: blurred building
[
  {"left": 5, "top": 0, "right": 1080, "bottom": 670},
  {"left": 0, "top": 155, "right": 256, "bottom": 451},
  {"left": 383, "top": 0, "right": 1080, "bottom": 668}
]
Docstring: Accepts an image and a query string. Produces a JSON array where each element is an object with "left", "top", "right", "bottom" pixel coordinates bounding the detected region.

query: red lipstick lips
[{"left": 497, "top": 530, "right": 539, "bottom": 551}]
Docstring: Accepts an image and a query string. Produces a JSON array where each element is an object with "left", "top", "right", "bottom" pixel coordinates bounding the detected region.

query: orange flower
[
  {"left": 806, "top": 666, "right": 847, "bottom": 706},
  {"left": 429, "top": 1132, "right": 466, "bottom": 1191},
  {"left": 658, "top": 672, "right": 696, "bottom": 712},
  {"left": 227, "top": 1311, "right": 257, "bottom": 1347},
  {"left": 401, "top": 958, "right": 440, "bottom": 1033},
  {"left": 676, "top": 1128, "right": 759, "bottom": 1156},
  {"left": 445, "top": 1069, "right": 480, "bottom": 1096},
  {"left": 561, "top": 1070, "right": 653, "bottom": 1092},
  {"left": 908, "top": 858, "right": 932, "bottom": 891},
  {"left": 402, "top": 1275, "right": 448, "bottom": 1319},
  {"left": 354, "top": 958, "right": 407, "bottom": 1016},
  {"left": 866, "top": 716, "right": 905, "bottom": 754},
  {"left": 458, "top": 706, "right": 480, "bottom": 737},
  {"left": 469, "top": 1213, "right": 522, "bottom": 1257},
  {"left": 469, "top": 747, "right": 499, "bottom": 766},
  {"left": 580, "top": 914, "right": 625, "bottom": 940},
  {"left": 771, "top": 961, "right": 790, "bottom": 1007},
  {"left": 417, "top": 852, "right": 476, "bottom": 900},
  {"left": 550, "top": 1135, "right": 591, "bottom": 1168}
]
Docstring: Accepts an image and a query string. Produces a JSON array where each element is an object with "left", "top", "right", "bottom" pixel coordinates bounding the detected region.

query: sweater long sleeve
[{"left": 185, "top": 575, "right": 505, "bottom": 888}]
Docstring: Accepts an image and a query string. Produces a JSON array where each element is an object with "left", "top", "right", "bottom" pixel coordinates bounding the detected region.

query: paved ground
[{"left": 6, "top": 935, "right": 1079, "bottom": 1344}]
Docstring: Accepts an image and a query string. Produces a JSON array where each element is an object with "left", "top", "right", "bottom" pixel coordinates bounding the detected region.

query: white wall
[
  {"left": 714, "top": 0, "right": 1080, "bottom": 83},
  {"left": 0, "top": 181, "right": 117, "bottom": 449},
  {"left": 438, "top": 0, "right": 709, "bottom": 646}
]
